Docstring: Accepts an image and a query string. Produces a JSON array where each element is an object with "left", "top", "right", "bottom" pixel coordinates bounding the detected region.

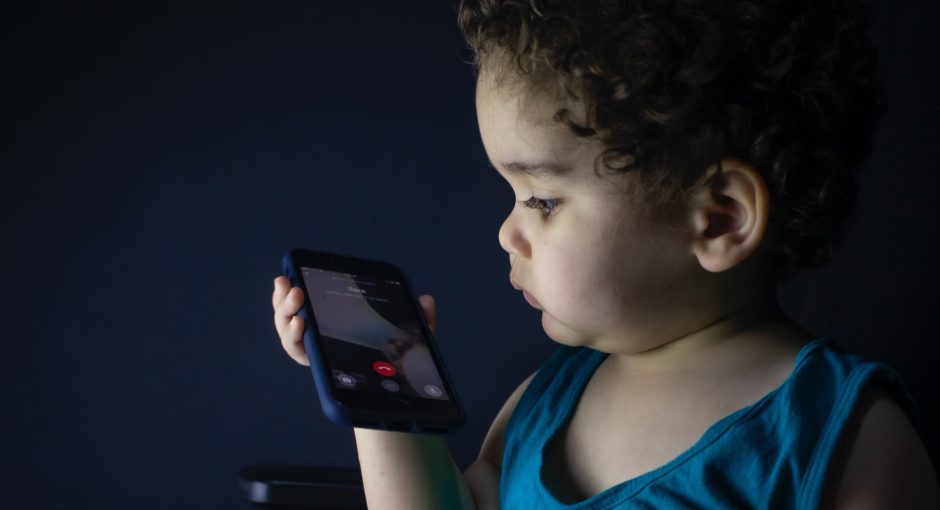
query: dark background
[{"left": 3, "top": 1, "right": 938, "bottom": 508}]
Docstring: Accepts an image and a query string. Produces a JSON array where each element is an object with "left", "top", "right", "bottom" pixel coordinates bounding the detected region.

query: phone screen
[{"left": 299, "top": 267, "right": 450, "bottom": 402}]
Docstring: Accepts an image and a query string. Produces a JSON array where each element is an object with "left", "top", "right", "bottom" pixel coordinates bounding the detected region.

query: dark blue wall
[{"left": 3, "top": 1, "right": 938, "bottom": 508}]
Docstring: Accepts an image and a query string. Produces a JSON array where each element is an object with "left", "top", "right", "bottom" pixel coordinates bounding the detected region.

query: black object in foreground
[{"left": 238, "top": 464, "right": 366, "bottom": 509}]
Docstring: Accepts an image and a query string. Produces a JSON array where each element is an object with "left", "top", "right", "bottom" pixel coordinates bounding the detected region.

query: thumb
[{"left": 418, "top": 294, "right": 436, "bottom": 334}]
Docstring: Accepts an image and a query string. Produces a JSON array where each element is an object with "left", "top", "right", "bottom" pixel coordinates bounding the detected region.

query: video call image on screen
[{"left": 300, "top": 267, "right": 450, "bottom": 401}]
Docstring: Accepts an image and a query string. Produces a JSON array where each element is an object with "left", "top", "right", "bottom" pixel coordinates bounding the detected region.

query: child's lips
[
  {"left": 522, "top": 290, "right": 542, "bottom": 309},
  {"left": 511, "top": 277, "right": 542, "bottom": 309}
]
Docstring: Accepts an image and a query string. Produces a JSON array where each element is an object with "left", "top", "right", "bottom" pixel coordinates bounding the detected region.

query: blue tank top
[{"left": 500, "top": 340, "right": 917, "bottom": 509}]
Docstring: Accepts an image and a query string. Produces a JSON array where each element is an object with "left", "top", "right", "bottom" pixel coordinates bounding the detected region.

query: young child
[{"left": 273, "top": 0, "right": 939, "bottom": 507}]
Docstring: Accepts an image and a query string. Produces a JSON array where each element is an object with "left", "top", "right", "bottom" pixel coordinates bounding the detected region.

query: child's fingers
[
  {"left": 272, "top": 276, "right": 291, "bottom": 310},
  {"left": 273, "top": 283, "right": 304, "bottom": 333},
  {"left": 418, "top": 294, "right": 436, "bottom": 334},
  {"left": 272, "top": 285, "right": 291, "bottom": 338},
  {"left": 272, "top": 277, "right": 309, "bottom": 366},
  {"left": 283, "top": 316, "right": 310, "bottom": 366},
  {"left": 274, "top": 294, "right": 303, "bottom": 343}
]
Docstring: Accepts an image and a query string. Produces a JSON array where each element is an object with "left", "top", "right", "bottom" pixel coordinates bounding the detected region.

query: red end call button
[{"left": 372, "top": 361, "right": 397, "bottom": 377}]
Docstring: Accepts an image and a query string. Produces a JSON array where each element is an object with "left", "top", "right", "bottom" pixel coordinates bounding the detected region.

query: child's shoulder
[{"left": 819, "top": 382, "right": 939, "bottom": 508}]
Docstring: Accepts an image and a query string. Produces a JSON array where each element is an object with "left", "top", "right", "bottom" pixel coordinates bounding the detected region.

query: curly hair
[{"left": 459, "top": 0, "right": 886, "bottom": 278}]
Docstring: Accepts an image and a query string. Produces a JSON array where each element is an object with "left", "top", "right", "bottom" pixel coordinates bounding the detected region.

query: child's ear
[{"left": 689, "top": 159, "right": 769, "bottom": 273}]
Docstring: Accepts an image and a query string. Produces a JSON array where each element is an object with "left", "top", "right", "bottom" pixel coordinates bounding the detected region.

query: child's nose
[{"left": 498, "top": 211, "right": 530, "bottom": 258}]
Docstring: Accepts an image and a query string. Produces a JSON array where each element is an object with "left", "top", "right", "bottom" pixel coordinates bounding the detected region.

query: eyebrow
[{"left": 490, "top": 160, "right": 574, "bottom": 180}]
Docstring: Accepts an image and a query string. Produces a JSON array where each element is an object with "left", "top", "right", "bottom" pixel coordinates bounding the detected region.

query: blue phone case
[{"left": 282, "top": 251, "right": 355, "bottom": 427}]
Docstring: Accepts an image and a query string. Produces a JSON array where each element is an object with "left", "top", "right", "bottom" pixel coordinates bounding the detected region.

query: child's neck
[{"left": 608, "top": 296, "right": 813, "bottom": 376}]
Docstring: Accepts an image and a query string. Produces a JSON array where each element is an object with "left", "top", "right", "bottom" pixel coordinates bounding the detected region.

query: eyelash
[
  {"left": 518, "top": 196, "right": 561, "bottom": 218},
  {"left": 500, "top": 181, "right": 560, "bottom": 219}
]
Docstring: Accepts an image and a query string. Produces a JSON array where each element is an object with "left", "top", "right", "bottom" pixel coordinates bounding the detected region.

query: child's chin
[{"left": 541, "top": 313, "right": 591, "bottom": 347}]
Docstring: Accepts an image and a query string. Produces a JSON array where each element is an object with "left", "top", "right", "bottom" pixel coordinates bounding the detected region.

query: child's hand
[
  {"left": 273, "top": 276, "right": 309, "bottom": 365},
  {"left": 272, "top": 276, "right": 438, "bottom": 366}
]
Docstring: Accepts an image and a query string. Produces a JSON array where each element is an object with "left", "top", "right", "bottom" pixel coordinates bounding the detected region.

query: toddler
[{"left": 273, "top": 0, "right": 939, "bottom": 507}]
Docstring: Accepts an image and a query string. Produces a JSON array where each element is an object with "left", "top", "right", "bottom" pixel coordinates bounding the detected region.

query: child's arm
[
  {"left": 350, "top": 369, "right": 535, "bottom": 509},
  {"left": 272, "top": 276, "right": 533, "bottom": 509},
  {"left": 819, "top": 385, "right": 939, "bottom": 509},
  {"left": 349, "top": 370, "right": 535, "bottom": 510},
  {"left": 352, "top": 428, "right": 474, "bottom": 508},
  {"left": 464, "top": 370, "right": 537, "bottom": 508}
]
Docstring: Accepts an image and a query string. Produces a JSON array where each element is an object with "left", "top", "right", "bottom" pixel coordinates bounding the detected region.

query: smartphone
[{"left": 282, "top": 248, "right": 464, "bottom": 434}]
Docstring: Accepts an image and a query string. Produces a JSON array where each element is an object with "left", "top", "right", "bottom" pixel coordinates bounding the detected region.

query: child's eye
[{"left": 518, "top": 196, "right": 561, "bottom": 218}]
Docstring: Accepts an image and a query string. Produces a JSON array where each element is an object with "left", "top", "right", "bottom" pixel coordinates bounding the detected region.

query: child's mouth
[{"left": 523, "top": 290, "right": 542, "bottom": 309}]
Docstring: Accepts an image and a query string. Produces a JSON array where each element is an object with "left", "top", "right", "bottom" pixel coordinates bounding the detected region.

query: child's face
[{"left": 475, "top": 71, "right": 708, "bottom": 353}]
